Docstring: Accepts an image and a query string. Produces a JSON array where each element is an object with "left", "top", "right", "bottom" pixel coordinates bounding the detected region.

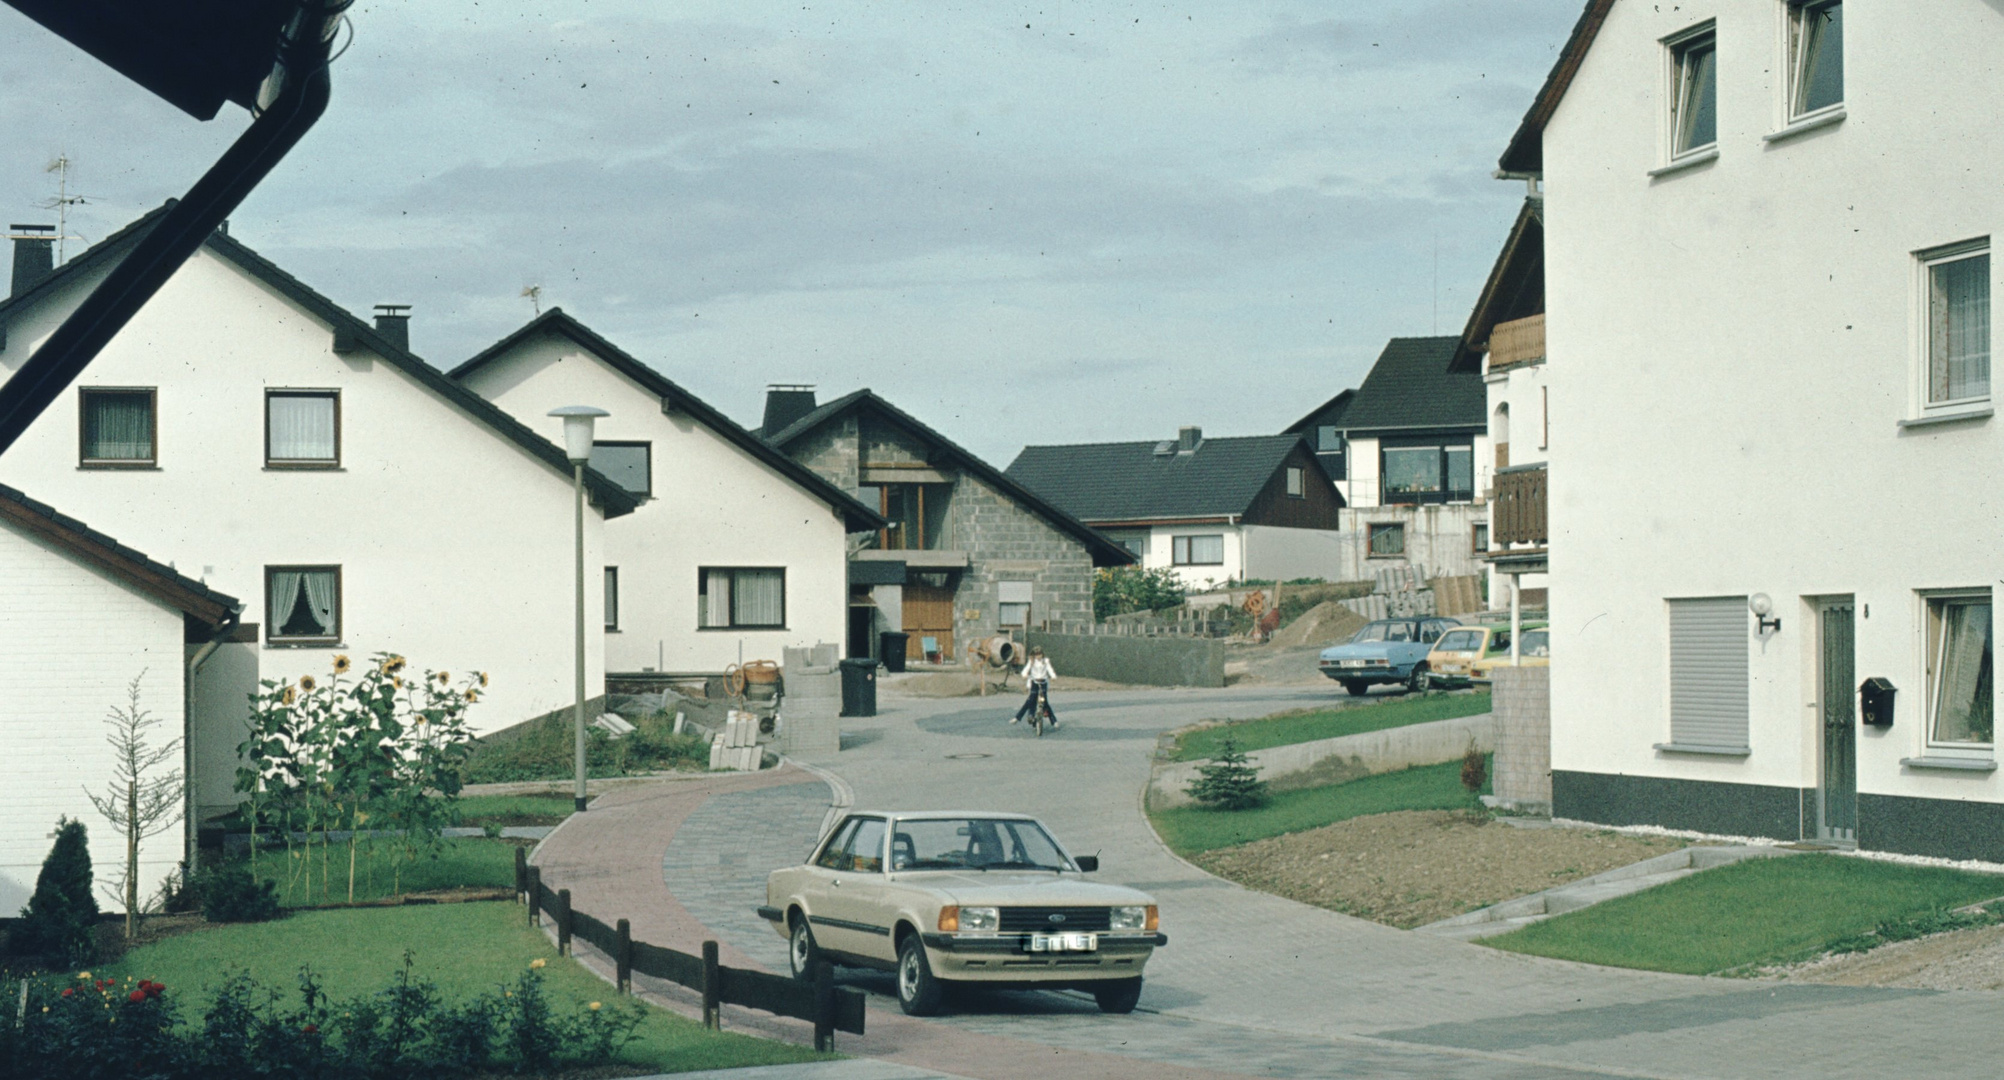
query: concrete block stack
[
  {"left": 778, "top": 644, "right": 842, "bottom": 757},
  {"left": 707, "top": 709, "right": 765, "bottom": 771}
]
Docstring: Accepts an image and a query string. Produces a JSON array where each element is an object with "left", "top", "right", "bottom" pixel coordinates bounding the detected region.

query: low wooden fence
[{"left": 514, "top": 849, "right": 864, "bottom": 1050}]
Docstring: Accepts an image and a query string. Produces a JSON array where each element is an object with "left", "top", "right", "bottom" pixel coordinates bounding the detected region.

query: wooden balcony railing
[
  {"left": 1491, "top": 464, "right": 1547, "bottom": 546},
  {"left": 1489, "top": 313, "right": 1545, "bottom": 371}
]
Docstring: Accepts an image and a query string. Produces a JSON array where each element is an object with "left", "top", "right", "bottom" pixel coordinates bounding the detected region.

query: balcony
[
  {"left": 1491, "top": 463, "right": 1546, "bottom": 546},
  {"left": 1489, "top": 313, "right": 1545, "bottom": 372}
]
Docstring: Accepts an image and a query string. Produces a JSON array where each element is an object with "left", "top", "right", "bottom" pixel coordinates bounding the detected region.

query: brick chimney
[
  {"left": 1178, "top": 425, "right": 1203, "bottom": 453},
  {"left": 762, "top": 384, "right": 818, "bottom": 435},
  {"left": 10, "top": 224, "right": 55, "bottom": 298},
  {"left": 373, "top": 304, "right": 411, "bottom": 352}
]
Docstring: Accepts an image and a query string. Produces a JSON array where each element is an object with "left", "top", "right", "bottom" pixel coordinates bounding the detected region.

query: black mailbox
[{"left": 1860, "top": 677, "right": 1896, "bottom": 728}]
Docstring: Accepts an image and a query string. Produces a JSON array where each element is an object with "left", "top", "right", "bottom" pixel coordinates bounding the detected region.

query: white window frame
[
  {"left": 1783, "top": 0, "right": 1843, "bottom": 123},
  {"left": 1665, "top": 22, "right": 1719, "bottom": 163},
  {"left": 1171, "top": 534, "right": 1225, "bottom": 567},
  {"left": 1913, "top": 239, "right": 1992, "bottom": 417},
  {"left": 605, "top": 566, "right": 620, "bottom": 631},
  {"left": 1921, "top": 589, "right": 1994, "bottom": 755}
]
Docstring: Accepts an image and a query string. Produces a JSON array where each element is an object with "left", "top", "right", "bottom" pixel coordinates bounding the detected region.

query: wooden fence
[{"left": 514, "top": 850, "right": 864, "bottom": 1050}]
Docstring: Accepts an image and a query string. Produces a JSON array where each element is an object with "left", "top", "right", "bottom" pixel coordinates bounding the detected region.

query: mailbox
[{"left": 1860, "top": 677, "right": 1897, "bottom": 728}]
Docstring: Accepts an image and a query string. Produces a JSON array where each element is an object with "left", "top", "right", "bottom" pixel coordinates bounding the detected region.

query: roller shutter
[{"left": 1668, "top": 597, "right": 1749, "bottom": 751}]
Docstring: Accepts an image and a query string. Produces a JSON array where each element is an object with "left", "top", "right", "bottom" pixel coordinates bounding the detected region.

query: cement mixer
[{"left": 971, "top": 635, "right": 1021, "bottom": 669}]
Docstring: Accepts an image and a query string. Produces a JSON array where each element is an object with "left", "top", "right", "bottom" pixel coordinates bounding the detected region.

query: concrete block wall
[
  {"left": 789, "top": 414, "right": 861, "bottom": 494},
  {"left": 779, "top": 645, "right": 841, "bottom": 757},
  {"left": 1491, "top": 666, "right": 1552, "bottom": 807},
  {"left": 944, "top": 473, "right": 1094, "bottom": 650},
  {"left": 1027, "top": 630, "right": 1224, "bottom": 688}
]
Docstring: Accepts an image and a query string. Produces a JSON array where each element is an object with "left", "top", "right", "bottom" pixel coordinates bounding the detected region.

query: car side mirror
[{"left": 1074, "top": 855, "right": 1098, "bottom": 872}]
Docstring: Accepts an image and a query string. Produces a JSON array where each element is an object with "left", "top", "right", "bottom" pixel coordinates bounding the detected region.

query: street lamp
[{"left": 550, "top": 405, "right": 609, "bottom": 812}]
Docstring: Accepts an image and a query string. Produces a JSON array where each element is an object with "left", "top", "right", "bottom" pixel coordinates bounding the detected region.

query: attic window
[
  {"left": 1286, "top": 467, "right": 1305, "bottom": 498},
  {"left": 1153, "top": 441, "right": 1177, "bottom": 457}
]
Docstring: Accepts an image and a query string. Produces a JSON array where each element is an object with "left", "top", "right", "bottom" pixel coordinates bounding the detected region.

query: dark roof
[
  {"left": 1498, "top": 0, "right": 1615, "bottom": 176},
  {"left": 1334, "top": 336, "right": 1485, "bottom": 432},
  {"left": 449, "top": 310, "right": 883, "bottom": 532},
  {"left": 1005, "top": 435, "right": 1321, "bottom": 523},
  {"left": 0, "top": 206, "right": 639, "bottom": 519},
  {"left": 1283, "top": 388, "right": 1355, "bottom": 438},
  {"left": 1451, "top": 198, "right": 1545, "bottom": 373},
  {"left": 7, "top": 0, "right": 297, "bottom": 120},
  {"left": 763, "top": 390, "right": 1135, "bottom": 567},
  {"left": 0, "top": 481, "right": 240, "bottom": 629}
]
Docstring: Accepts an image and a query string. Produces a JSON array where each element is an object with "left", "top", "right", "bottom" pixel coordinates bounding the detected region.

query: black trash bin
[
  {"left": 878, "top": 631, "right": 910, "bottom": 673},
  {"left": 839, "top": 657, "right": 878, "bottom": 717}
]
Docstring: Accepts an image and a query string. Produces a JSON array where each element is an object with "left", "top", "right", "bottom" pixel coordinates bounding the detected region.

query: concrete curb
[{"left": 1415, "top": 844, "right": 1799, "bottom": 940}]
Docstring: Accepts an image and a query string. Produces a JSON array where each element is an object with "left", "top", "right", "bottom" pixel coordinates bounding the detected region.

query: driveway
[{"left": 534, "top": 685, "right": 2003, "bottom": 1079}]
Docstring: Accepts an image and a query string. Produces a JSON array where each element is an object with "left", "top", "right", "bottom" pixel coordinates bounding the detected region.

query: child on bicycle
[{"left": 1010, "top": 646, "right": 1059, "bottom": 729}]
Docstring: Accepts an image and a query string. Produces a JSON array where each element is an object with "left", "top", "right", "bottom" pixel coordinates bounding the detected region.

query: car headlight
[
  {"left": 1110, "top": 905, "right": 1152, "bottom": 931},
  {"left": 958, "top": 907, "right": 999, "bottom": 933}
]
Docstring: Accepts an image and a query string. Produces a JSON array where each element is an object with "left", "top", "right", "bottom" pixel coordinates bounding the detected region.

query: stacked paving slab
[
  {"left": 779, "top": 644, "right": 842, "bottom": 757},
  {"left": 708, "top": 711, "right": 766, "bottom": 771}
]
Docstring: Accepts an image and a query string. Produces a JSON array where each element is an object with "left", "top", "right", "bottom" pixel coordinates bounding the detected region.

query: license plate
[
  {"left": 1027, "top": 932, "right": 1097, "bottom": 953},
  {"left": 1341, "top": 659, "right": 1374, "bottom": 668}
]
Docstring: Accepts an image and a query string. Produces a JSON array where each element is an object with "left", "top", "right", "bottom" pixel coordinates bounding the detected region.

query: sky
[{"left": 0, "top": 2, "right": 1573, "bottom": 465}]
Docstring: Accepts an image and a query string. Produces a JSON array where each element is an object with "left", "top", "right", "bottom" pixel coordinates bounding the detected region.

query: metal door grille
[{"left": 1821, "top": 603, "right": 1857, "bottom": 841}]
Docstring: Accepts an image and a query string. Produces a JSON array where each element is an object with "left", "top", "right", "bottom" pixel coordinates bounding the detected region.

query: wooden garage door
[
  {"left": 903, "top": 582, "right": 956, "bottom": 660},
  {"left": 1668, "top": 596, "right": 1749, "bottom": 751}
]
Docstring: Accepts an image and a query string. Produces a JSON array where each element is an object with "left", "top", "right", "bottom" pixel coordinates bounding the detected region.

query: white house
[
  {"left": 449, "top": 309, "right": 881, "bottom": 677},
  {"left": 1005, "top": 428, "right": 1347, "bottom": 592},
  {"left": 0, "top": 209, "right": 636, "bottom": 760},
  {"left": 1522, "top": 0, "right": 2004, "bottom": 859},
  {"left": 0, "top": 482, "right": 241, "bottom": 914}
]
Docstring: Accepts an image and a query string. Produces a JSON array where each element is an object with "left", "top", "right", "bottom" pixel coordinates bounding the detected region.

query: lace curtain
[
  {"left": 85, "top": 393, "right": 152, "bottom": 460},
  {"left": 268, "top": 394, "right": 336, "bottom": 460}
]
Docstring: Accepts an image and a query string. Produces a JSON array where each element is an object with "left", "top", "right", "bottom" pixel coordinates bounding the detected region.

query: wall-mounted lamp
[{"left": 1749, "top": 593, "right": 1782, "bottom": 639}]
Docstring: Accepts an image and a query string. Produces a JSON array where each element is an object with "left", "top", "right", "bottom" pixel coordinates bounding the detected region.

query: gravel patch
[
  {"left": 1777, "top": 921, "right": 2004, "bottom": 990},
  {"left": 1195, "top": 810, "right": 1685, "bottom": 929}
]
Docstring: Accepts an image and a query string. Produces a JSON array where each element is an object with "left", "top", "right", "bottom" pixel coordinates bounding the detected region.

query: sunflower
[
  {"left": 435, "top": 670, "right": 450, "bottom": 684},
  {"left": 392, "top": 676, "right": 404, "bottom": 690},
  {"left": 332, "top": 655, "right": 351, "bottom": 675},
  {"left": 299, "top": 674, "right": 317, "bottom": 692},
  {"left": 465, "top": 689, "right": 480, "bottom": 703},
  {"left": 281, "top": 686, "right": 297, "bottom": 706},
  {"left": 382, "top": 655, "right": 406, "bottom": 675},
  {"left": 478, "top": 672, "right": 489, "bottom": 688}
]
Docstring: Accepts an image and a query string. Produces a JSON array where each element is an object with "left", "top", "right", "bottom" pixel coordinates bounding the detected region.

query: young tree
[
  {"left": 86, "top": 672, "right": 184, "bottom": 939},
  {"left": 13, "top": 817, "right": 101, "bottom": 966},
  {"left": 1186, "top": 734, "right": 1269, "bottom": 811}
]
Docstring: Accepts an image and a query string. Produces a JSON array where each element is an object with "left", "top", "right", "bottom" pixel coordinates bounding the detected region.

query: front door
[
  {"left": 902, "top": 580, "right": 956, "bottom": 661},
  {"left": 1818, "top": 599, "right": 1857, "bottom": 844}
]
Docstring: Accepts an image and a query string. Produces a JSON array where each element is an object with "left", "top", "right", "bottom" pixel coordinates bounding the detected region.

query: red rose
[
  {"left": 60, "top": 989, "right": 72, "bottom": 998},
  {"left": 302, "top": 1024, "right": 318, "bottom": 1035},
  {"left": 129, "top": 990, "right": 147, "bottom": 1003}
]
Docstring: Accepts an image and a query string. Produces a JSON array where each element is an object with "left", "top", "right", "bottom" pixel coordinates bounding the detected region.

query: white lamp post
[{"left": 550, "top": 405, "right": 609, "bottom": 812}]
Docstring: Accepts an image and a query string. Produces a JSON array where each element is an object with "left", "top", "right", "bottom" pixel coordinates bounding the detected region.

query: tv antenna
[
  {"left": 38, "top": 155, "right": 94, "bottom": 261},
  {"left": 520, "top": 284, "right": 542, "bottom": 316}
]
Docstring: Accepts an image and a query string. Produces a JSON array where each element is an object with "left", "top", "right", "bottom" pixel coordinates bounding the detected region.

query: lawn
[
  {"left": 457, "top": 792, "right": 577, "bottom": 827},
  {"left": 1172, "top": 692, "right": 1491, "bottom": 762},
  {"left": 1485, "top": 854, "right": 2004, "bottom": 975},
  {"left": 244, "top": 836, "right": 520, "bottom": 907},
  {"left": 1150, "top": 757, "right": 1487, "bottom": 856},
  {"left": 102, "top": 902, "right": 823, "bottom": 1073}
]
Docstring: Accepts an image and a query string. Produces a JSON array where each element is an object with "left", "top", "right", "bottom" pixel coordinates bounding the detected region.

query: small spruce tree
[
  {"left": 13, "top": 817, "right": 101, "bottom": 966},
  {"left": 1186, "top": 734, "right": 1268, "bottom": 810}
]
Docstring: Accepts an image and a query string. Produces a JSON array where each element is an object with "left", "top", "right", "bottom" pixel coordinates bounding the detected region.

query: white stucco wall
[
  {"left": 458, "top": 333, "right": 851, "bottom": 673},
  {"left": 1545, "top": 0, "right": 2004, "bottom": 804},
  {"left": 0, "top": 521, "right": 187, "bottom": 915},
  {"left": 0, "top": 247, "right": 606, "bottom": 736},
  {"left": 1132, "top": 525, "right": 1244, "bottom": 591}
]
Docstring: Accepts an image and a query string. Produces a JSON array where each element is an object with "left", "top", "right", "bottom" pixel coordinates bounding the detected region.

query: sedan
[{"left": 1317, "top": 616, "right": 1461, "bottom": 695}]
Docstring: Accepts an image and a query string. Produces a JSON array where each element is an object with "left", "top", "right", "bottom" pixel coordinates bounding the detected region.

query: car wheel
[
  {"left": 896, "top": 934, "right": 945, "bottom": 1016},
  {"left": 1092, "top": 977, "right": 1143, "bottom": 1014},
  {"left": 1342, "top": 680, "right": 1369, "bottom": 697},
  {"left": 1407, "top": 663, "right": 1430, "bottom": 694},
  {"left": 788, "top": 915, "right": 820, "bottom": 982}
]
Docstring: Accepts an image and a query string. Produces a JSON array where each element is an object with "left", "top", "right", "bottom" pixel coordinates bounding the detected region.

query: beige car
[{"left": 757, "top": 810, "right": 1166, "bottom": 1016}]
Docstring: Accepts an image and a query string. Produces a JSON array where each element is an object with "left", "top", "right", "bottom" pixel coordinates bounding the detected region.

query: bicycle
[{"left": 1026, "top": 680, "right": 1055, "bottom": 737}]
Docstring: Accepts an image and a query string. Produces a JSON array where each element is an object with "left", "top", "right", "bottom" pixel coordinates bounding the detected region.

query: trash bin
[
  {"left": 878, "top": 631, "right": 910, "bottom": 673},
  {"left": 839, "top": 658, "right": 878, "bottom": 717}
]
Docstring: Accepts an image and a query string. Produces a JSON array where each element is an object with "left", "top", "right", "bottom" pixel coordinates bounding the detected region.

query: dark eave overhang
[
  {"left": 0, "top": 481, "right": 241, "bottom": 630},
  {"left": 1451, "top": 198, "right": 1545, "bottom": 373},
  {"left": 1496, "top": 0, "right": 1616, "bottom": 178}
]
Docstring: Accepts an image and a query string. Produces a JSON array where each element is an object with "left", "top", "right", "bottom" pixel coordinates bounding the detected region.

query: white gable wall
[
  {"left": 0, "top": 522, "right": 186, "bottom": 915},
  {"left": 459, "top": 334, "right": 849, "bottom": 673},
  {"left": 0, "top": 248, "right": 606, "bottom": 735}
]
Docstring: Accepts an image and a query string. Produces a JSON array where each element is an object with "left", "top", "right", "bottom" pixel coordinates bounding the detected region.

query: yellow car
[
  {"left": 1421, "top": 624, "right": 1547, "bottom": 690},
  {"left": 1470, "top": 627, "right": 1551, "bottom": 683}
]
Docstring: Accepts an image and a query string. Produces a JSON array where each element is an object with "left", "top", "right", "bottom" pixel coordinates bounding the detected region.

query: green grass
[
  {"left": 1485, "top": 854, "right": 2004, "bottom": 975},
  {"left": 1150, "top": 758, "right": 1487, "bottom": 856},
  {"left": 246, "top": 837, "right": 520, "bottom": 907},
  {"left": 102, "top": 902, "right": 821, "bottom": 1073},
  {"left": 1172, "top": 692, "right": 1491, "bottom": 762},
  {"left": 456, "top": 793, "right": 576, "bottom": 827}
]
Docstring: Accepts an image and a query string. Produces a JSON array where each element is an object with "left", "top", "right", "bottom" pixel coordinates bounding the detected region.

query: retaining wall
[
  {"left": 1026, "top": 630, "right": 1225, "bottom": 688},
  {"left": 1150, "top": 710, "right": 1495, "bottom": 809}
]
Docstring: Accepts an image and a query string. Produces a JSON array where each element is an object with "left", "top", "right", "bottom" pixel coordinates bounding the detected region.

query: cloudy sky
[{"left": 0, "top": 2, "right": 1572, "bottom": 464}]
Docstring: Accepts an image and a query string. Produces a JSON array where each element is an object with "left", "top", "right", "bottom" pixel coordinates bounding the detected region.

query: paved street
[{"left": 534, "top": 686, "right": 2004, "bottom": 1079}]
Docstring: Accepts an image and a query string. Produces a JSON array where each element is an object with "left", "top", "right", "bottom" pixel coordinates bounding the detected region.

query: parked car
[
  {"left": 1471, "top": 626, "right": 1551, "bottom": 682},
  {"left": 1421, "top": 623, "right": 1547, "bottom": 690},
  {"left": 1316, "top": 617, "right": 1462, "bottom": 695},
  {"left": 758, "top": 811, "right": 1166, "bottom": 1016}
]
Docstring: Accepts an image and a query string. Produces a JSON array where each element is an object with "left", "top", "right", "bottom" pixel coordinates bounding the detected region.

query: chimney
[
  {"left": 762, "top": 384, "right": 818, "bottom": 435},
  {"left": 10, "top": 224, "right": 55, "bottom": 298},
  {"left": 373, "top": 304, "right": 411, "bottom": 352},
  {"left": 1178, "top": 425, "right": 1203, "bottom": 454}
]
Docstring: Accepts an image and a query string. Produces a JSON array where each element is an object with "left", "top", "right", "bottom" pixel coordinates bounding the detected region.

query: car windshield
[
  {"left": 1351, "top": 621, "right": 1413, "bottom": 644},
  {"left": 891, "top": 818, "right": 1071, "bottom": 872},
  {"left": 1436, "top": 629, "right": 1484, "bottom": 652},
  {"left": 1522, "top": 630, "right": 1551, "bottom": 657}
]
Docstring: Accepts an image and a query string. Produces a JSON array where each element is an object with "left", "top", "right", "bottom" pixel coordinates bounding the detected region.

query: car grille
[{"left": 998, "top": 906, "right": 1112, "bottom": 933}]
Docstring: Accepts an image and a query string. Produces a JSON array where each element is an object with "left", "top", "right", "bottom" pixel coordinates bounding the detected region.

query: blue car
[{"left": 1317, "top": 617, "right": 1463, "bottom": 696}]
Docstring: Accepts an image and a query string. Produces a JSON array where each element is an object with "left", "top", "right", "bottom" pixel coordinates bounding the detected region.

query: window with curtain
[
  {"left": 1926, "top": 246, "right": 1990, "bottom": 405},
  {"left": 604, "top": 567, "right": 620, "bottom": 631},
  {"left": 589, "top": 442, "right": 651, "bottom": 497},
  {"left": 266, "top": 390, "right": 338, "bottom": 465},
  {"left": 1788, "top": 1, "right": 1842, "bottom": 119},
  {"left": 80, "top": 388, "right": 156, "bottom": 465},
  {"left": 1670, "top": 26, "right": 1717, "bottom": 157},
  {"left": 699, "top": 568, "right": 786, "bottom": 628},
  {"left": 1929, "top": 595, "right": 1993, "bottom": 747},
  {"left": 1171, "top": 535, "right": 1224, "bottom": 566},
  {"left": 267, "top": 566, "right": 341, "bottom": 643},
  {"left": 1368, "top": 523, "right": 1405, "bottom": 557}
]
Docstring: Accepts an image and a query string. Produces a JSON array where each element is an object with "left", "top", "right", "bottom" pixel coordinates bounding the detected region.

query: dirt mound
[{"left": 1268, "top": 600, "right": 1367, "bottom": 649}]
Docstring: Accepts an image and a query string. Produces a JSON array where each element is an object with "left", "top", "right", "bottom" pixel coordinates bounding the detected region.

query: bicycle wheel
[{"left": 1032, "top": 696, "right": 1045, "bottom": 737}]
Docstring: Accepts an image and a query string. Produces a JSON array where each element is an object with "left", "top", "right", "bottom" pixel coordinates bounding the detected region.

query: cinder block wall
[
  {"left": 1491, "top": 666, "right": 1551, "bottom": 806},
  {"left": 1026, "top": 631, "right": 1224, "bottom": 688}
]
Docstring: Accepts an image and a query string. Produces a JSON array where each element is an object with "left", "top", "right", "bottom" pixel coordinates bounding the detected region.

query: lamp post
[{"left": 550, "top": 406, "right": 609, "bottom": 812}]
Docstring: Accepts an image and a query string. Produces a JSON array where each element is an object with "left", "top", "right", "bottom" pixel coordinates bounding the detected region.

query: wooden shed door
[{"left": 902, "top": 583, "right": 956, "bottom": 661}]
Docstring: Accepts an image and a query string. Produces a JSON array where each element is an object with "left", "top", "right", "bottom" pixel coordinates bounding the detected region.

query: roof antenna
[
  {"left": 520, "top": 284, "right": 542, "bottom": 316},
  {"left": 1431, "top": 229, "right": 1439, "bottom": 335},
  {"left": 38, "top": 154, "right": 93, "bottom": 261}
]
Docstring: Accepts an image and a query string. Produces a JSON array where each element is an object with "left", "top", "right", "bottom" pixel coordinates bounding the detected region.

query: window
[
  {"left": 1382, "top": 443, "right": 1476, "bottom": 504},
  {"left": 999, "top": 580, "right": 1032, "bottom": 627},
  {"left": 265, "top": 390, "right": 339, "bottom": 467},
  {"left": 1666, "top": 597, "right": 1750, "bottom": 752},
  {"left": 1171, "top": 535, "right": 1224, "bottom": 566},
  {"left": 1368, "top": 523, "right": 1405, "bottom": 558},
  {"left": 266, "top": 566, "right": 341, "bottom": 645},
  {"left": 1285, "top": 467, "right": 1305, "bottom": 498},
  {"left": 1445, "top": 447, "right": 1474, "bottom": 500},
  {"left": 1787, "top": 1, "right": 1843, "bottom": 119},
  {"left": 79, "top": 388, "right": 156, "bottom": 466},
  {"left": 845, "top": 817, "right": 886, "bottom": 873},
  {"left": 1316, "top": 426, "right": 1342, "bottom": 452},
  {"left": 1927, "top": 594, "right": 1993, "bottom": 748},
  {"left": 873, "top": 483, "right": 951, "bottom": 550},
  {"left": 814, "top": 817, "right": 862, "bottom": 870},
  {"left": 1669, "top": 25, "right": 1718, "bottom": 158},
  {"left": 1923, "top": 242, "right": 1990, "bottom": 407},
  {"left": 588, "top": 441, "right": 651, "bottom": 497},
  {"left": 1472, "top": 522, "right": 1490, "bottom": 553},
  {"left": 700, "top": 567, "right": 786, "bottom": 628},
  {"left": 605, "top": 567, "right": 620, "bottom": 631}
]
